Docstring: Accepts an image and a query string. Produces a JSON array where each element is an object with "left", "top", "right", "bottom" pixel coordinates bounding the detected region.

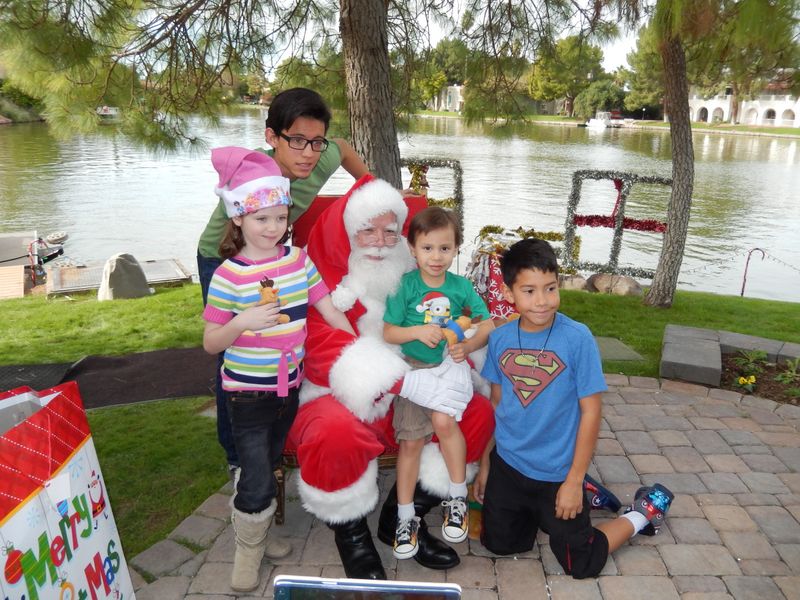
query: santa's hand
[{"left": 400, "top": 356, "right": 472, "bottom": 417}]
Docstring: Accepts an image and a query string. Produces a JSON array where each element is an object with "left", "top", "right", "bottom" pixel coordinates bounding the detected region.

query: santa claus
[{"left": 285, "top": 174, "right": 495, "bottom": 579}]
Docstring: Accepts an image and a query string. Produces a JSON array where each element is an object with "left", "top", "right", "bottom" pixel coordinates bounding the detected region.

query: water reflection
[{"left": 1, "top": 111, "right": 798, "bottom": 302}]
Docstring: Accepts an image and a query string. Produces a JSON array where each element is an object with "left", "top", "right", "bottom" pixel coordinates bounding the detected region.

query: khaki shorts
[{"left": 393, "top": 357, "right": 439, "bottom": 441}]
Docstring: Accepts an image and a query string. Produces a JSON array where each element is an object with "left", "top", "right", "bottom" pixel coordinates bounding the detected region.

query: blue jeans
[
  {"left": 227, "top": 388, "right": 299, "bottom": 513},
  {"left": 197, "top": 251, "right": 239, "bottom": 467}
]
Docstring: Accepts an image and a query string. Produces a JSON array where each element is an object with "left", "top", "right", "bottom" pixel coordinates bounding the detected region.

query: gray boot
[
  {"left": 264, "top": 534, "right": 292, "bottom": 559},
  {"left": 231, "top": 469, "right": 291, "bottom": 561},
  {"left": 231, "top": 501, "right": 276, "bottom": 592}
]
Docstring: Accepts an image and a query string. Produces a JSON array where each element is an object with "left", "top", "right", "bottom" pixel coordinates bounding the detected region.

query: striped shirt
[{"left": 203, "top": 246, "right": 329, "bottom": 393}]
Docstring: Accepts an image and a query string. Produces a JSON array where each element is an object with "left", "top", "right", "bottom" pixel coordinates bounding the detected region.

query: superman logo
[{"left": 499, "top": 349, "right": 565, "bottom": 407}]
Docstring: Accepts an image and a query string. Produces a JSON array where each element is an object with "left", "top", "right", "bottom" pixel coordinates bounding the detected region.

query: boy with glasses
[{"left": 197, "top": 88, "right": 368, "bottom": 486}]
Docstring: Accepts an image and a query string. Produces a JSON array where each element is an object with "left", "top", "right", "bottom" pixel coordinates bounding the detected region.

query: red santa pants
[{"left": 285, "top": 392, "right": 494, "bottom": 521}]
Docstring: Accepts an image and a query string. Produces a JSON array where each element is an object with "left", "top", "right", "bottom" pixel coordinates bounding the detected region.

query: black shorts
[{"left": 480, "top": 449, "right": 609, "bottom": 579}]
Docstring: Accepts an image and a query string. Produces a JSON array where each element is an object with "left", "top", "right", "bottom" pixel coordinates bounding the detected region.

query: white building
[
  {"left": 688, "top": 86, "right": 799, "bottom": 128},
  {"left": 428, "top": 85, "right": 464, "bottom": 113}
]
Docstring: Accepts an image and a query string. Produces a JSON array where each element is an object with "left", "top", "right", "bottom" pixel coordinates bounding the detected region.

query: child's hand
[
  {"left": 473, "top": 461, "right": 490, "bottom": 504},
  {"left": 555, "top": 479, "right": 584, "bottom": 520},
  {"left": 449, "top": 341, "right": 468, "bottom": 362},
  {"left": 415, "top": 324, "right": 444, "bottom": 348},
  {"left": 234, "top": 302, "right": 282, "bottom": 331}
]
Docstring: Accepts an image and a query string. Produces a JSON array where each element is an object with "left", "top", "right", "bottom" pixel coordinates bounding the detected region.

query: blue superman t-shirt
[{"left": 481, "top": 313, "right": 607, "bottom": 481}]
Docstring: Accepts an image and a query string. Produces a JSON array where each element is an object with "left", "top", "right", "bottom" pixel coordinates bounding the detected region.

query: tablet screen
[{"left": 273, "top": 575, "right": 462, "bottom": 600}]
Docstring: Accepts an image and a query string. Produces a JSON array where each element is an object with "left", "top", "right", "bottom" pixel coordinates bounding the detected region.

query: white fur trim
[
  {"left": 331, "top": 284, "right": 358, "bottom": 312},
  {"left": 343, "top": 179, "right": 408, "bottom": 237},
  {"left": 299, "top": 380, "right": 330, "bottom": 406},
  {"left": 469, "top": 345, "right": 491, "bottom": 398},
  {"left": 329, "top": 337, "right": 410, "bottom": 422},
  {"left": 417, "top": 443, "right": 480, "bottom": 498},
  {"left": 297, "top": 460, "right": 379, "bottom": 523},
  {"left": 471, "top": 370, "right": 491, "bottom": 399}
]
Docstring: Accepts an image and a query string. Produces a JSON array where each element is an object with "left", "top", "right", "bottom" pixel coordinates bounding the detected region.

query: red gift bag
[{"left": 0, "top": 382, "right": 135, "bottom": 600}]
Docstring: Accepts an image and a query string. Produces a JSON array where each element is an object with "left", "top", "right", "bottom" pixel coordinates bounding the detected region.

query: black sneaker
[
  {"left": 393, "top": 516, "right": 420, "bottom": 559},
  {"left": 441, "top": 496, "right": 468, "bottom": 543},
  {"left": 624, "top": 483, "right": 674, "bottom": 536}
]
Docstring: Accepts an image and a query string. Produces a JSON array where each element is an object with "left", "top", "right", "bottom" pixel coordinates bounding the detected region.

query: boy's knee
[
  {"left": 549, "top": 529, "right": 609, "bottom": 579},
  {"left": 432, "top": 412, "right": 457, "bottom": 436},
  {"left": 480, "top": 529, "right": 534, "bottom": 556},
  {"left": 400, "top": 438, "right": 425, "bottom": 453}
]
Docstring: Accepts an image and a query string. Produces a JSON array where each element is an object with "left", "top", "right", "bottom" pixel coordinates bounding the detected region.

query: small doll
[
  {"left": 257, "top": 277, "right": 290, "bottom": 324},
  {"left": 442, "top": 308, "right": 483, "bottom": 347}
]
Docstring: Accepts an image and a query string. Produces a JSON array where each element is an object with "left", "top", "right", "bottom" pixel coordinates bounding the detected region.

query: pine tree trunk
[
  {"left": 644, "top": 35, "right": 694, "bottom": 308},
  {"left": 340, "top": 0, "right": 402, "bottom": 187},
  {"left": 730, "top": 83, "right": 740, "bottom": 124}
]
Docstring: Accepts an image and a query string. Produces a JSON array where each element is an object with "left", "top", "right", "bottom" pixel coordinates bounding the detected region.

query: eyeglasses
[
  {"left": 278, "top": 133, "right": 329, "bottom": 152},
  {"left": 357, "top": 228, "right": 400, "bottom": 246}
]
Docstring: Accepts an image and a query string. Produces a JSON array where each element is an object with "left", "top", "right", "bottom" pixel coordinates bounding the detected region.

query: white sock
[
  {"left": 449, "top": 480, "right": 468, "bottom": 499},
  {"left": 621, "top": 510, "right": 649, "bottom": 536},
  {"left": 397, "top": 502, "right": 415, "bottom": 521}
]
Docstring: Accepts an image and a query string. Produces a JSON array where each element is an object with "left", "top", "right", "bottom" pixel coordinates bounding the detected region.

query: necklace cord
[{"left": 517, "top": 317, "right": 554, "bottom": 362}]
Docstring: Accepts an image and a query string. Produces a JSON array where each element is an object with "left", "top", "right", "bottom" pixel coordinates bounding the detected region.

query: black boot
[
  {"left": 330, "top": 518, "right": 387, "bottom": 580},
  {"left": 378, "top": 483, "right": 460, "bottom": 570}
]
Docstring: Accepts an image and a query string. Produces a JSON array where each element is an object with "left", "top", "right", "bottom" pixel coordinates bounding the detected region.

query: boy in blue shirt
[{"left": 475, "top": 238, "right": 673, "bottom": 579}]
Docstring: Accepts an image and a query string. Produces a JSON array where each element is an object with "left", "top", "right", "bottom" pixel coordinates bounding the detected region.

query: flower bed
[{"left": 719, "top": 352, "right": 800, "bottom": 405}]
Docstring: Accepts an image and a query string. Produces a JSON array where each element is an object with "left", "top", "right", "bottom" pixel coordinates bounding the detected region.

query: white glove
[
  {"left": 400, "top": 355, "right": 473, "bottom": 419},
  {"left": 330, "top": 274, "right": 367, "bottom": 312}
]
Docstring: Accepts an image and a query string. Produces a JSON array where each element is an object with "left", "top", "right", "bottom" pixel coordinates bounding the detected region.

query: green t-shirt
[
  {"left": 384, "top": 270, "right": 491, "bottom": 364},
  {"left": 197, "top": 140, "right": 344, "bottom": 258}
]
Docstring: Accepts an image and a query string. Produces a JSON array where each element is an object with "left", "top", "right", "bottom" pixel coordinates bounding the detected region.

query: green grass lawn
[
  {"left": 3, "top": 283, "right": 798, "bottom": 558},
  {"left": 88, "top": 397, "right": 227, "bottom": 557}
]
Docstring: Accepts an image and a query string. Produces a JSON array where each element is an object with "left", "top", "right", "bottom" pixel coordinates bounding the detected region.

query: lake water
[{"left": 1, "top": 109, "right": 798, "bottom": 302}]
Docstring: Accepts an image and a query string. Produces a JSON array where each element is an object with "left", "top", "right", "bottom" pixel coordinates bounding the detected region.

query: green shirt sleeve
[
  {"left": 462, "top": 276, "right": 491, "bottom": 320},
  {"left": 384, "top": 282, "right": 409, "bottom": 326}
]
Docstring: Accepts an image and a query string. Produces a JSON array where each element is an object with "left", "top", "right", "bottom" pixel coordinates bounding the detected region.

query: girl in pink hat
[{"left": 202, "top": 147, "right": 354, "bottom": 593}]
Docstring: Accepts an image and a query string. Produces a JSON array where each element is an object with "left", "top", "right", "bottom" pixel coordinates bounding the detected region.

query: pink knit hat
[{"left": 211, "top": 146, "right": 292, "bottom": 218}]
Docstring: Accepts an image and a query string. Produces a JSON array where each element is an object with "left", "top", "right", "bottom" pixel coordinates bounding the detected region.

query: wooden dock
[
  {"left": 0, "top": 231, "right": 35, "bottom": 267},
  {"left": 46, "top": 259, "right": 193, "bottom": 295}
]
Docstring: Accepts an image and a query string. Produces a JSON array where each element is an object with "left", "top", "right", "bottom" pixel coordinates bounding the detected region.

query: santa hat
[
  {"left": 306, "top": 174, "right": 408, "bottom": 292},
  {"left": 416, "top": 291, "right": 446, "bottom": 313},
  {"left": 211, "top": 146, "right": 292, "bottom": 218}
]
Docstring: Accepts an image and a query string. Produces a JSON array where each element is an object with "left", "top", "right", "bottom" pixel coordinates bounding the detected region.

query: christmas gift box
[{"left": 0, "top": 382, "right": 135, "bottom": 600}]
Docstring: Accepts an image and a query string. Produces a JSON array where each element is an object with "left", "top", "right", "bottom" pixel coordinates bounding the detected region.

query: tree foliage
[
  {"left": 273, "top": 42, "right": 348, "bottom": 110},
  {"left": 573, "top": 79, "right": 625, "bottom": 119},
  {"left": 528, "top": 36, "right": 605, "bottom": 116},
  {"left": 623, "top": 24, "right": 665, "bottom": 115},
  {"left": 428, "top": 37, "right": 471, "bottom": 85}
]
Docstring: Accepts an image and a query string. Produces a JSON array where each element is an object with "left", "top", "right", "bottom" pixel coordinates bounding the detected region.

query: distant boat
[
  {"left": 586, "top": 111, "right": 623, "bottom": 130},
  {"left": 586, "top": 116, "right": 608, "bottom": 130},
  {"left": 96, "top": 106, "right": 120, "bottom": 121}
]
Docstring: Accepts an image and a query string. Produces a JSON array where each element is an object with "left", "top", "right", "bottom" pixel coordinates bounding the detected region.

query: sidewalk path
[{"left": 129, "top": 375, "right": 800, "bottom": 600}]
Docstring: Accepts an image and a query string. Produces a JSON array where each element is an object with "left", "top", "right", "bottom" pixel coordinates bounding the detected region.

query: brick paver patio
[{"left": 130, "top": 375, "right": 800, "bottom": 600}]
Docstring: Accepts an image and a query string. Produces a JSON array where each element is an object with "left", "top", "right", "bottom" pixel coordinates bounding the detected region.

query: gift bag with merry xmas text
[{"left": 0, "top": 381, "right": 135, "bottom": 600}]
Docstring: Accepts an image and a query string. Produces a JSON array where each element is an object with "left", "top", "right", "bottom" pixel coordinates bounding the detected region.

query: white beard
[
  {"left": 346, "top": 242, "right": 411, "bottom": 339},
  {"left": 348, "top": 242, "right": 410, "bottom": 304}
]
